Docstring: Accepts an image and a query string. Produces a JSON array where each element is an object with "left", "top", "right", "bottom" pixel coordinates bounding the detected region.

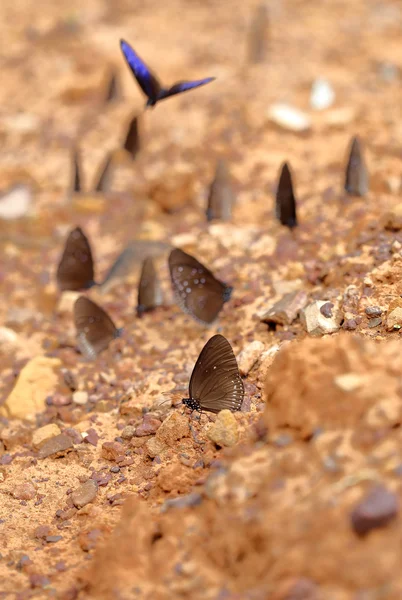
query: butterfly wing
[
  {"left": 74, "top": 296, "right": 119, "bottom": 359},
  {"left": 207, "top": 160, "right": 234, "bottom": 221},
  {"left": 275, "top": 162, "right": 297, "bottom": 228},
  {"left": 56, "top": 227, "right": 95, "bottom": 291},
  {"left": 345, "top": 136, "right": 369, "bottom": 196},
  {"left": 189, "top": 334, "right": 244, "bottom": 413},
  {"left": 168, "top": 248, "right": 231, "bottom": 324},
  {"left": 137, "top": 257, "right": 163, "bottom": 316},
  {"left": 120, "top": 39, "right": 161, "bottom": 104},
  {"left": 160, "top": 77, "right": 215, "bottom": 100}
]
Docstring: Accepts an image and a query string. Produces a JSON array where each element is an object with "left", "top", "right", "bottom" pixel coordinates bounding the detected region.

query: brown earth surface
[{"left": 2, "top": 0, "right": 402, "bottom": 598}]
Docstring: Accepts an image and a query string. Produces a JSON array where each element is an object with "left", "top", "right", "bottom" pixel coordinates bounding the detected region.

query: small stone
[
  {"left": 207, "top": 410, "right": 238, "bottom": 447},
  {"left": 156, "top": 412, "right": 190, "bottom": 446},
  {"left": 260, "top": 291, "right": 308, "bottom": 326},
  {"left": 351, "top": 485, "right": 398, "bottom": 536},
  {"left": 37, "top": 434, "right": 73, "bottom": 459},
  {"left": 161, "top": 493, "right": 203, "bottom": 512},
  {"left": 32, "top": 424, "right": 62, "bottom": 449},
  {"left": 365, "top": 306, "right": 382, "bottom": 317},
  {"left": 342, "top": 318, "right": 358, "bottom": 331},
  {"left": 135, "top": 414, "right": 162, "bottom": 437},
  {"left": 383, "top": 203, "right": 402, "bottom": 231},
  {"left": 368, "top": 317, "right": 382, "bottom": 328},
  {"left": 387, "top": 304, "right": 402, "bottom": 331},
  {"left": 72, "top": 391, "right": 88, "bottom": 405},
  {"left": 300, "top": 301, "right": 341, "bottom": 336},
  {"left": 310, "top": 78, "right": 335, "bottom": 111},
  {"left": 110, "top": 466, "right": 120, "bottom": 473},
  {"left": 145, "top": 437, "right": 166, "bottom": 459},
  {"left": 62, "top": 369, "right": 77, "bottom": 391},
  {"left": 0, "top": 184, "right": 32, "bottom": 220},
  {"left": 121, "top": 426, "right": 136, "bottom": 440},
  {"left": 71, "top": 480, "right": 98, "bottom": 509},
  {"left": 12, "top": 482, "right": 36, "bottom": 500},
  {"left": 319, "top": 302, "right": 333, "bottom": 318},
  {"left": 334, "top": 373, "right": 364, "bottom": 392},
  {"left": 83, "top": 428, "right": 99, "bottom": 446},
  {"left": 0, "top": 356, "right": 61, "bottom": 419},
  {"left": 34, "top": 525, "right": 51, "bottom": 539},
  {"left": 268, "top": 103, "right": 311, "bottom": 132},
  {"left": 0, "top": 327, "right": 18, "bottom": 345},
  {"left": 45, "top": 535, "right": 62, "bottom": 543},
  {"left": 91, "top": 470, "right": 112, "bottom": 487},
  {"left": 78, "top": 528, "right": 102, "bottom": 552},
  {"left": 101, "top": 441, "right": 125, "bottom": 461},
  {"left": 237, "top": 341, "right": 264, "bottom": 376}
]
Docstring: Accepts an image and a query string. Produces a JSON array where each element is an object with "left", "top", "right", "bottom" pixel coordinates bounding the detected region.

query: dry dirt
[{"left": 2, "top": 0, "right": 402, "bottom": 598}]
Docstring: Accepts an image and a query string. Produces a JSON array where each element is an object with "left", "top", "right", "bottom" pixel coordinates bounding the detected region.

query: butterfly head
[
  {"left": 223, "top": 285, "right": 233, "bottom": 303},
  {"left": 182, "top": 398, "right": 201, "bottom": 412}
]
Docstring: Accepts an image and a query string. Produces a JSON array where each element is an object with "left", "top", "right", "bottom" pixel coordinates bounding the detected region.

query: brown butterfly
[
  {"left": 275, "top": 162, "right": 297, "bottom": 228},
  {"left": 168, "top": 248, "right": 232, "bottom": 324},
  {"left": 137, "top": 257, "right": 163, "bottom": 317},
  {"left": 56, "top": 227, "right": 95, "bottom": 291},
  {"left": 74, "top": 296, "right": 121, "bottom": 360}
]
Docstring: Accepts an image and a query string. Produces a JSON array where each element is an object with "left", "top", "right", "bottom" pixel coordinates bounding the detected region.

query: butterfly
[
  {"left": 56, "top": 227, "right": 96, "bottom": 291},
  {"left": 74, "top": 296, "right": 121, "bottom": 360},
  {"left": 275, "top": 162, "right": 297, "bottom": 228},
  {"left": 345, "top": 136, "right": 369, "bottom": 197},
  {"left": 182, "top": 334, "right": 244, "bottom": 414},
  {"left": 206, "top": 159, "right": 234, "bottom": 222},
  {"left": 168, "top": 248, "right": 232, "bottom": 324},
  {"left": 120, "top": 39, "right": 215, "bottom": 108},
  {"left": 123, "top": 114, "right": 140, "bottom": 159},
  {"left": 137, "top": 257, "right": 163, "bottom": 317}
]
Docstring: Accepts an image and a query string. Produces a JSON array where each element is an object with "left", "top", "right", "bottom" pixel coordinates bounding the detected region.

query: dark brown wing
[
  {"left": 56, "top": 227, "right": 95, "bottom": 291},
  {"left": 345, "top": 136, "right": 369, "bottom": 196},
  {"left": 137, "top": 257, "right": 163, "bottom": 316},
  {"left": 189, "top": 334, "right": 244, "bottom": 413},
  {"left": 168, "top": 248, "right": 231, "bottom": 324},
  {"left": 73, "top": 296, "right": 119, "bottom": 360},
  {"left": 275, "top": 162, "right": 297, "bottom": 228}
]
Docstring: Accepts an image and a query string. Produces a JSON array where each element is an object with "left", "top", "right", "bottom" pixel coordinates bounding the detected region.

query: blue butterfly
[{"left": 120, "top": 39, "right": 215, "bottom": 108}]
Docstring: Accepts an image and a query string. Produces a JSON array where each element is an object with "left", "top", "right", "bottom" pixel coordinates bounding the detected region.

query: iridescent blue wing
[
  {"left": 161, "top": 77, "right": 215, "bottom": 100},
  {"left": 120, "top": 39, "right": 161, "bottom": 104}
]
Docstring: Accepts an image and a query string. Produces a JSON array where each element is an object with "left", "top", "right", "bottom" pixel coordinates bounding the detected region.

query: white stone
[
  {"left": 267, "top": 103, "right": 311, "bottom": 132},
  {"left": 72, "top": 391, "right": 88, "bottom": 405},
  {"left": 0, "top": 327, "right": 18, "bottom": 345},
  {"left": 237, "top": 341, "right": 265, "bottom": 376},
  {"left": 0, "top": 185, "right": 32, "bottom": 220},
  {"left": 310, "top": 78, "right": 335, "bottom": 111},
  {"left": 300, "top": 301, "right": 341, "bottom": 336},
  {"left": 56, "top": 291, "right": 80, "bottom": 314}
]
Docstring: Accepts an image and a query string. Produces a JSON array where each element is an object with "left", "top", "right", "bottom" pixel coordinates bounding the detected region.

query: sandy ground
[{"left": 2, "top": 0, "right": 402, "bottom": 598}]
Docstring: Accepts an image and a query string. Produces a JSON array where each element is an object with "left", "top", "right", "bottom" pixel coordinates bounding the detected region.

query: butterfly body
[
  {"left": 120, "top": 39, "right": 215, "bottom": 108},
  {"left": 183, "top": 334, "right": 244, "bottom": 414}
]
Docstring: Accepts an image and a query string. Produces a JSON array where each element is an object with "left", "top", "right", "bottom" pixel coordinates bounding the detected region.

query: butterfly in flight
[
  {"left": 182, "top": 334, "right": 244, "bottom": 414},
  {"left": 56, "top": 227, "right": 96, "bottom": 291},
  {"left": 168, "top": 248, "right": 232, "bottom": 324},
  {"left": 137, "top": 256, "right": 163, "bottom": 317},
  {"left": 120, "top": 39, "right": 215, "bottom": 108},
  {"left": 74, "top": 296, "right": 121, "bottom": 360},
  {"left": 275, "top": 162, "right": 297, "bottom": 228}
]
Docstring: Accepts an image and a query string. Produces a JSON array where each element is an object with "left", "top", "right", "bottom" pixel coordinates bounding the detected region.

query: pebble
[
  {"left": 135, "top": 414, "right": 162, "bottom": 437},
  {"left": 72, "top": 391, "right": 88, "bottom": 405},
  {"left": 260, "top": 291, "right": 308, "bottom": 326},
  {"left": 145, "top": 437, "right": 166, "bottom": 459},
  {"left": 0, "top": 327, "right": 18, "bottom": 345},
  {"left": 45, "top": 535, "right": 62, "bottom": 543},
  {"left": 207, "top": 410, "right": 238, "bottom": 447},
  {"left": 237, "top": 341, "right": 264, "bottom": 376},
  {"left": 71, "top": 480, "right": 98, "bottom": 509},
  {"left": 267, "top": 103, "right": 312, "bottom": 132},
  {"left": 310, "top": 78, "right": 335, "bottom": 110},
  {"left": 156, "top": 412, "right": 190, "bottom": 446},
  {"left": 387, "top": 307, "right": 402, "bottom": 331},
  {"left": 91, "top": 470, "right": 112, "bottom": 487},
  {"left": 365, "top": 306, "right": 382, "bottom": 317},
  {"left": 101, "top": 441, "right": 125, "bottom": 461},
  {"left": 32, "top": 424, "right": 62, "bottom": 449},
  {"left": 12, "top": 482, "right": 36, "bottom": 501},
  {"left": 161, "top": 493, "right": 203, "bottom": 512},
  {"left": 56, "top": 291, "right": 80, "bottom": 314},
  {"left": 83, "top": 428, "right": 99, "bottom": 447},
  {"left": 319, "top": 302, "right": 334, "bottom": 318},
  {"left": 300, "top": 301, "right": 341, "bottom": 336},
  {"left": 34, "top": 525, "right": 51, "bottom": 539},
  {"left": 0, "top": 184, "right": 32, "bottom": 220},
  {"left": 121, "top": 425, "right": 136, "bottom": 440},
  {"left": 368, "top": 317, "right": 382, "bottom": 328},
  {"left": 37, "top": 434, "right": 73, "bottom": 459},
  {"left": 334, "top": 373, "right": 364, "bottom": 392},
  {"left": 351, "top": 485, "right": 398, "bottom": 536},
  {"left": 0, "top": 356, "right": 61, "bottom": 419},
  {"left": 342, "top": 318, "right": 358, "bottom": 331}
]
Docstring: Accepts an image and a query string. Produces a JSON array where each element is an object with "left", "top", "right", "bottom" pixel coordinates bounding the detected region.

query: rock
[
  {"left": 83, "top": 428, "right": 99, "bottom": 446},
  {"left": 260, "top": 291, "right": 308, "bottom": 326},
  {"left": 72, "top": 391, "right": 88, "bottom": 405},
  {"left": 310, "top": 78, "right": 335, "bottom": 110},
  {"left": 342, "top": 318, "right": 358, "bottom": 330},
  {"left": 0, "top": 356, "right": 61, "bottom": 419},
  {"left": 386, "top": 307, "right": 402, "bottom": 331},
  {"left": 365, "top": 306, "right": 382, "bottom": 317},
  {"left": 383, "top": 203, "right": 402, "bottom": 231},
  {"left": 121, "top": 426, "right": 136, "bottom": 440},
  {"left": 368, "top": 317, "right": 382, "bottom": 328},
  {"left": 207, "top": 410, "right": 238, "bottom": 447},
  {"left": 145, "top": 436, "right": 166, "bottom": 459},
  {"left": 0, "top": 184, "right": 32, "bottom": 220},
  {"left": 101, "top": 441, "right": 125, "bottom": 461},
  {"left": 237, "top": 341, "right": 264, "bottom": 376},
  {"left": 351, "top": 485, "right": 398, "bottom": 536},
  {"left": 134, "top": 414, "right": 162, "bottom": 437},
  {"left": 156, "top": 412, "right": 189, "bottom": 446},
  {"left": 71, "top": 480, "right": 98, "bottom": 509},
  {"left": 319, "top": 302, "right": 333, "bottom": 318},
  {"left": 258, "top": 345, "right": 281, "bottom": 384},
  {"left": 34, "top": 525, "right": 52, "bottom": 539},
  {"left": 56, "top": 291, "right": 80, "bottom": 314},
  {"left": 148, "top": 171, "right": 195, "bottom": 213},
  {"left": 300, "top": 301, "right": 341, "bottom": 335},
  {"left": 0, "top": 327, "right": 18, "bottom": 345},
  {"left": 12, "top": 482, "right": 36, "bottom": 500},
  {"left": 161, "top": 493, "right": 203, "bottom": 512},
  {"left": 334, "top": 373, "right": 364, "bottom": 392},
  {"left": 37, "top": 434, "right": 73, "bottom": 459},
  {"left": 268, "top": 103, "right": 311, "bottom": 132},
  {"left": 32, "top": 424, "right": 62, "bottom": 449}
]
